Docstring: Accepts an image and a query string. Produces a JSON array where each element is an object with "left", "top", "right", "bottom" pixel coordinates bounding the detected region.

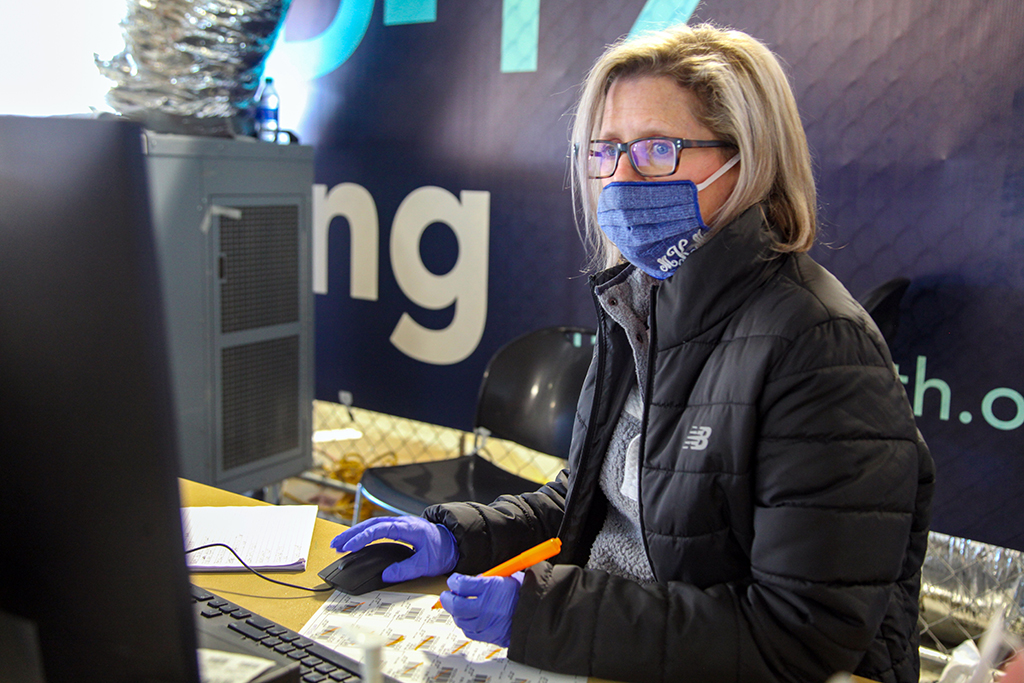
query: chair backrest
[
  {"left": 473, "top": 326, "right": 596, "bottom": 459},
  {"left": 858, "top": 277, "right": 911, "bottom": 347}
]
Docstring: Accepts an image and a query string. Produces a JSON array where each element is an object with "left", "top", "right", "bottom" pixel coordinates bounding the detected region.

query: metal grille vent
[
  {"left": 220, "top": 205, "right": 299, "bottom": 333},
  {"left": 221, "top": 336, "right": 300, "bottom": 470}
]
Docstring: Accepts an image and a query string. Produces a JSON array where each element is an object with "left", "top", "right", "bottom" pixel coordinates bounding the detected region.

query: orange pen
[{"left": 433, "top": 537, "right": 561, "bottom": 609}]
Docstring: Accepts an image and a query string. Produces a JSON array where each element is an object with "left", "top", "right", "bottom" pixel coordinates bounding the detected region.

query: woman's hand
[
  {"left": 330, "top": 516, "right": 460, "bottom": 582},
  {"left": 440, "top": 572, "right": 523, "bottom": 648}
]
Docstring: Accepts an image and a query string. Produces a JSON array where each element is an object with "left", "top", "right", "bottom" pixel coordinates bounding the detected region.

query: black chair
[
  {"left": 352, "top": 326, "right": 596, "bottom": 518},
  {"left": 858, "top": 277, "right": 910, "bottom": 347}
]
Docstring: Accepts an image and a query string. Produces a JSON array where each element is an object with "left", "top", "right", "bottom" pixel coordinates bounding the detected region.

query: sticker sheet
[{"left": 300, "top": 590, "right": 586, "bottom": 683}]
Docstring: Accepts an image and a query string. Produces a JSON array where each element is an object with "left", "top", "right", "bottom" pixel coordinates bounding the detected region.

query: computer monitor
[{"left": 0, "top": 115, "right": 199, "bottom": 682}]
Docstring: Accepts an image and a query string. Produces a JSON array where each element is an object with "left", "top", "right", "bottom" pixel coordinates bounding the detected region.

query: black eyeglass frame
[{"left": 587, "top": 137, "right": 734, "bottom": 179}]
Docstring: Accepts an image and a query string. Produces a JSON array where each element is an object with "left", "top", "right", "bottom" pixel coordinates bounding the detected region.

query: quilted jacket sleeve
[{"left": 423, "top": 470, "right": 570, "bottom": 575}]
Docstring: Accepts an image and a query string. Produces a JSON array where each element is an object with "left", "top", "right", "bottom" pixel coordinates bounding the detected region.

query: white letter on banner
[
  {"left": 389, "top": 187, "right": 490, "bottom": 365},
  {"left": 313, "top": 183, "right": 379, "bottom": 299}
]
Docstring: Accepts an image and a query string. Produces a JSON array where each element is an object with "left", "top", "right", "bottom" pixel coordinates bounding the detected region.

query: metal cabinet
[{"left": 143, "top": 133, "right": 314, "bottom": 492}]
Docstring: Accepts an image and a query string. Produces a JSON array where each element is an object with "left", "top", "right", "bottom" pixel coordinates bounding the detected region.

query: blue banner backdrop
[{"left": 266, "top": 0, "right": 1024, "bottom": 550}]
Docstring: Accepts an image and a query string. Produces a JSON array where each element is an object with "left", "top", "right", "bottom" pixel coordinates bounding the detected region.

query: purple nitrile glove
[
  {"left": 329, "top": 516, "right": 460, "bottom": 583},
  {"left": 439, "top": 572, "right": 524, "bottom": 648}
]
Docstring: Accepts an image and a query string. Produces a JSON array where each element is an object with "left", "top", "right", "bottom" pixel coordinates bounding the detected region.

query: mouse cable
[{"left": 185, "top": 542, "right": 335, "bottom": 593}]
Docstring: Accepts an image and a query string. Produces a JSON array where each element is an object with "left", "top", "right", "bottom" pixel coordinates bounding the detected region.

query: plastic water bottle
[{"left": 256, "top": 77, "right": 280, "bottom": 143}]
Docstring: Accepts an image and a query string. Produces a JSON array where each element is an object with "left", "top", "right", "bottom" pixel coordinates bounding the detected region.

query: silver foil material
[
  {"left": 919, "top": 531, "right": 1024, "bottom": 652},
  {"left": 95, "top": 0, "right": 292, "bottom": 136}
]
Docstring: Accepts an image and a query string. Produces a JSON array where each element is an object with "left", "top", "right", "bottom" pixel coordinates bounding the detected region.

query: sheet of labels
[{"left": 300, "top": 590, "right": 586, "bottom": 683}]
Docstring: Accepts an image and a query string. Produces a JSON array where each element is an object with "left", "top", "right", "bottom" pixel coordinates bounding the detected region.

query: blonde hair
[{"left": 570, "top": 24, "right": 817, "bottom": 271}]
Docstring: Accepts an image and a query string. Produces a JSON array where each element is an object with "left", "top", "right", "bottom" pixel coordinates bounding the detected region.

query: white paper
[
  {"left": 194, "top": 651, "right": 276, "bottom": 679},
  {"left": 181, "top": 506, "right": 318, "bottom": 572},
  {"left": 197, "top": 648, "right": 277, "bottom": 683},
  {"left": 299, "top": 589, "right": 587, "bottom": 683}
]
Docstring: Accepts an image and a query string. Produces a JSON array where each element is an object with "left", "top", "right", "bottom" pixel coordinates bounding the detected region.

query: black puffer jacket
[{"left": 425, "top": 205, "right": 934, "bottom": 683}]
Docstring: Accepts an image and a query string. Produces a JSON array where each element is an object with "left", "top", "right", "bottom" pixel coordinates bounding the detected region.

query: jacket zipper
[
  {"left": 636, "top": 282, "right": 659, "bottom": 581},
  {"left": 557, "top": 286, "right": 609, "bottom": 561}
]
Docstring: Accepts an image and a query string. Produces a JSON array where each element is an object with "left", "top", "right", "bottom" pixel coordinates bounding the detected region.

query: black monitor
[{"left": 0, "top": 115, "right": 199, "bottom": 682}]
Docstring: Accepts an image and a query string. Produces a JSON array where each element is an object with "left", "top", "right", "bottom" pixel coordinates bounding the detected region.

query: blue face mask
[{"left": 596, "top": 154, "right": 740, "bottom": 279}]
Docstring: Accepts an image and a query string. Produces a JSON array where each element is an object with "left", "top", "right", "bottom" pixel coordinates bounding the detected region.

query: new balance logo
[{"left": 682, "top": 426, "right": 712, "bottom": 450}]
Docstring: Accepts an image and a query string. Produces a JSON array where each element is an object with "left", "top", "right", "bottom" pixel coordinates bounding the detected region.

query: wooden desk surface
[
  {"left": 179, "top": 478, "right": 443, "bottom": 632},
  {"left": 180, "top": 479, "right": 877, "bottom": 683}
]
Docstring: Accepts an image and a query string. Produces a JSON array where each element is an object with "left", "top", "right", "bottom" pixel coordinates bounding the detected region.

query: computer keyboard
[{"left": 191, "top": 584, "right": 371, "bottom": 682}]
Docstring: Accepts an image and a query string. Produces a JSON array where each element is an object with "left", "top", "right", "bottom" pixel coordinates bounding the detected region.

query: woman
[{"left": 334, "top": 24, "right": 935, "bottom": 683}]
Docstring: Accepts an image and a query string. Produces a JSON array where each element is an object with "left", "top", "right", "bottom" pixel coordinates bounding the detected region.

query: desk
[
  {"left": 181, "top": 479, "right": 878, "bottom": 683},
  {"left": 180, "top": 479, "right": 443, "bottom": 633}
]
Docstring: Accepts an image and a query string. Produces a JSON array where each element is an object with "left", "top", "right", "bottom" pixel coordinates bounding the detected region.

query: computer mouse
[{"left": 318, "top": 541, "right": 416, "bottom": 595}]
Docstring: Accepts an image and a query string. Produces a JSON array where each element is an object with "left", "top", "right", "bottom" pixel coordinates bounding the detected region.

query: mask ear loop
[{"left": 695, "top": 153, "right": 740, "bottom": 191}]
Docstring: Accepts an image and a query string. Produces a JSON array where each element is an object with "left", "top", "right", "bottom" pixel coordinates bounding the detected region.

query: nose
[{"left": 604, "top": 151, "right": 643, "bottom": 185}]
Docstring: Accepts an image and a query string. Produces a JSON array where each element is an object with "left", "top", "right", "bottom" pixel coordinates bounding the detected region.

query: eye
[
  {"left": 587, "top": 142, "right": 618, "bottom": 178},
  {"left": 650, "top": 139, "right": 674, "bottom": 159}
]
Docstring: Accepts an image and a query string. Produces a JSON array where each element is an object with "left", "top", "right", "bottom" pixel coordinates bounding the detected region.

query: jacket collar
[
  {"left": 589, "top": 260, "right": 631, "bottom": 289},
  {"left": 654, "top": 204, "right": 784, "bottom": 343}
]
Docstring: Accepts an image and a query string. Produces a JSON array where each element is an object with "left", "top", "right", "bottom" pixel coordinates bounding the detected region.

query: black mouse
[{"left": 318, "top": 541, "right": 416, "bottom": 595}]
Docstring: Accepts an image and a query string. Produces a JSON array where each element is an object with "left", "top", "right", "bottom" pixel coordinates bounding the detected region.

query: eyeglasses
[{"left": 586, "top": 137, "right": 733, "bottom": 179}]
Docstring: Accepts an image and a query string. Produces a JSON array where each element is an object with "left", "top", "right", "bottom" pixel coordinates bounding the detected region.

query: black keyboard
[{"left": 191, "top": 584, "right": 370, "bottom": 683}]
